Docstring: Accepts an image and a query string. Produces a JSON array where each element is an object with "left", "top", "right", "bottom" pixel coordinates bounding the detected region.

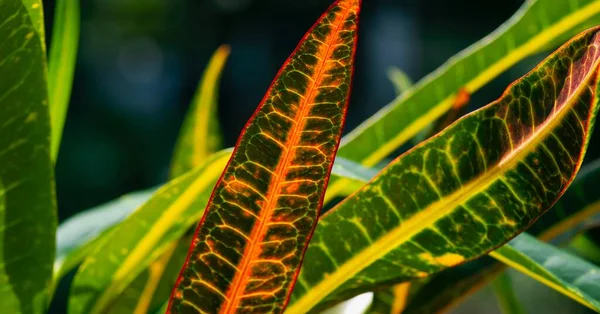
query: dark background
[{"left": 41, "top": 0, "right": 597, "bottom": 313}]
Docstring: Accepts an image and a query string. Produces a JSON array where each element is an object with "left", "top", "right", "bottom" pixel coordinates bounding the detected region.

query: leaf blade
[
  {"left": 0, "top": 0, "right": 56, "bottom": 312},
  {"left": 168, "top": 1, "right": 361, "bottom": 312},
  {"left": 288, "top": 26, "right": 600, "bottom": 313}
]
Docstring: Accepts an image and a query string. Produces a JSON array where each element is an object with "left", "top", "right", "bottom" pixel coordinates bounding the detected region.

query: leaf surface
[
  {"left": 170, "top": 45, "right": 229, "bottom": 177},
  {"left": 0, "top": 0, "right": 56, "bottom": 312},
  {"left": 287, "top": 26, "right": 600, "bottom": 313},
  {"left": 168, "top": 1, "right": 360, "bottom": 312},
  {"left": 324, "top": 0, "right": 600, "bottom": 204},
  {"left": 48, "top": 0, "right": 79, "bottom": 160},
  {"left": 491, "top": 233, "right": 600, "bottom": 311}
]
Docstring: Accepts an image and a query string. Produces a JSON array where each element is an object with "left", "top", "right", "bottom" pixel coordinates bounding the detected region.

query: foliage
[{"left": 2, "top": 0, "right": 600, "bottom": 313}]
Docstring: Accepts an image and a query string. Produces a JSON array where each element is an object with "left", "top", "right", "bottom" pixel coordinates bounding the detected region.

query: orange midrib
[{"left": 221, "top": 3, "right": 353, "bottom": 313}]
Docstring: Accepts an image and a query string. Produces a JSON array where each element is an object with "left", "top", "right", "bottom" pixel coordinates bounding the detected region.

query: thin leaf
[
  {"left": 0, "top": 0, "right": 56, "bottom": 312},
  {"left": 168, "top": 1, "right": 361, "bottom": 312},
  {"left": 387, "top": 67, "right": 412, "bottom": 96},
  {"left": 492, "top": 272, "right": 527, "bottom": 314},
  {"left": 48, "top": 0, "right": 79, "bottom": 160},
  {"left": 491, "top": 233, "right": 600, "bottom": 311},
  {"left": 324, "top": 0, "right": 600, "bottom": 204},
  {"left": 170, "top": 45, "right": 230, "bottom": 177},
  {"left": 287, "top": 26, "right": 600, "bottom": 313}
]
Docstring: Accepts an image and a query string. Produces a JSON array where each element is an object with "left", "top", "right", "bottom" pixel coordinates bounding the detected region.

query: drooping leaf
[
  {"left": 54, "top": 188, "right": 156, "bottom": 278},
  {"left": 491, "top": 233, "right": 600, "bottom": 311},
  {"left": 48, "top": 0, "right": 79, "bottom": 160},
  {"left": 0, "top": 0, "right": 56, "bottom": 312},
  {"left": 287, "top": 26, "right": 600, "bottom": 313},
  {"left": 491, "top": 272, "right": 527, "bottom": 314},
  {"left": 324, "top": 0, "right": 600, "bottom": 204},
  {"left": 402, "top": 158, "right": 600, "bottom": 314},
  {"left": 67, "top": 150, "right": 230, "bottom": 314},
  {"left": 170, "top": 45, "right": 230, "bottom": 177},
  {"left": 168, "top": 1, "right": 361, "bottom": 312}
]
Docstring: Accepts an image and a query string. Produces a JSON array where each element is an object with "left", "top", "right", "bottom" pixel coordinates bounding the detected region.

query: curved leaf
[
  {"left": 325, "top": 0, "right": 600, "bottom": 203},
  {"left": 0, "top": 0, "right": 56, "bottom": 312},
  {"left": 170, "top": 45, "right": 229, "bottom": 177},
  {"left": 48, "top": 0, "right": 79, "bottom": 160},
  {"left": 491, "top": 233, "right": 600, "bottom": 311},
  {"left": 287, "top": 26, "right": 600, "bottom": 313},
  {"left": 168, "top": 1, "right": 361, "bottom": 312}
]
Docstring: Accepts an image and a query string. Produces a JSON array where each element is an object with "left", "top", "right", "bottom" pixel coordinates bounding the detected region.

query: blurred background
[{"left": 41, "top": 0, "right": 598, "bottom": 313}]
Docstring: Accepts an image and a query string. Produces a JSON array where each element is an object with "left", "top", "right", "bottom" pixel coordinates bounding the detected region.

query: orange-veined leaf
[
  {"left": 287, "top": 26, "right": 600, "bottom": 313},
  {"left": 168, "top": 0, "right": 361, "bottom": 312}
]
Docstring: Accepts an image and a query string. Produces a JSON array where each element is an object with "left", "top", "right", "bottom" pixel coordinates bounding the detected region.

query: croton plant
[{"left": 2, "top": 0, "right": 600, "bottom": 313}]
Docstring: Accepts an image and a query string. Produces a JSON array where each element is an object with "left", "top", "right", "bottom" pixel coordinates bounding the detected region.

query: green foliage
[{"left": 2, "top": 0, "right": 600, "bottom": 313}]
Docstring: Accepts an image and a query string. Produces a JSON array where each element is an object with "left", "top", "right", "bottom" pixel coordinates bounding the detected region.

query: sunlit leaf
[
  {"left": 324, "top": 0, "right": 600, "bottom": 204},
  {"left": 287, "top": 26, "right": 600, "bottom": 313},
  {"left": 48, "top": 0, "right": 79, "bottom": 160},
  {"left": 0, "top": 0, "right": 56, "bottom": 312},
  {"left": 491, "top": 233, "right": 600, "bottom": 311},
  {"left": 168, "top": 1, "right": 361, "bottom": 312},
  {"left": 170, "top": 45, "right": 230, "bottom": 178}
]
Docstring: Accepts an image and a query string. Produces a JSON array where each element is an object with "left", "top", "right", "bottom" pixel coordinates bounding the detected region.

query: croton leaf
[
  {"left": 167, "top": 0, "right": 361, "bottom": 313},
  {"left": 323, "top": 0, "right": 600, "bottom": 204},
  {"left": 287, "top": 26, "right": 600, "bottom": 313},
  {"left": 0, "top": 0, "right": 56, "bottom": 313}
]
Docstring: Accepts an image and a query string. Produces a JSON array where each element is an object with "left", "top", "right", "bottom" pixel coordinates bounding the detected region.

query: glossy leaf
[
  {"left": 168, "top": 1, "right": 361, "bottom": 312},
  {"left": 170, "top": 45, "right": 230, "bottom": 177},
  {"left": 324, "top": 0, "right": 600, "bottom": 205},
  {"left": 403, "top": 158, "right": 600, "bottom": 314},
  {"left": 0, "top": 0, "right": 56, "bottom": 312},
  {"left": 68, "top": 150, "right": 231, "bottom": 314},
  {"left": 287, "top": 27, "right": 600, "bottom": 313},
  {"left": 48, "top": 0, "right": 79, "bottom": 160},
  {"left": 54, "top": 188, "right": 156, "bottom": 278},
  {"left": 491, "top": 233, "right": 600, "bottom": 311}
]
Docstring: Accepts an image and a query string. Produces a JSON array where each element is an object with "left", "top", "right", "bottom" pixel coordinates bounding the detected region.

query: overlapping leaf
[
  {"left": 287, "top": 26, "right": 600, "bottom": 313},
  {"left": 0, "top": 0, "right": 56, "bottom": 312},
  {"left": 491, "top": 233, "right": 600, "bottom": 311},
  {"left": 48, "top": 0, "right": 79, "bottom": 160},
  {"left": 168, "top": 1, "right": 361, "bottom": 312},
  {"left": 324, "top": 0, "right": 600, "bottom": 203}
]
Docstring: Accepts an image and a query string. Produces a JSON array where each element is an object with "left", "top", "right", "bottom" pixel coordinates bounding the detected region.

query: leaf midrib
[
  {"left": 222, "top": 2, "right": 355, "bottom": 312},
  {"left": 288, "top": 37, "right": 600, "bottom": 314}
]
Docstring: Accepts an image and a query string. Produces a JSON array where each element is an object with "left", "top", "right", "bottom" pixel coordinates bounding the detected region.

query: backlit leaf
[
  {"left": 48, "top": 0, "right": 79, "bottom": 160},
  {"left": 168, "top": 1, "right": 361, "bottom": 312},
  {"left": 287, "top": 26, "right": 600, "bottom": 313},
  {"left": 0, "top": 0, "right": 56, "bottom": 312},
  {"left": 170, "top": 45, "right": 230, "bottom": 178}
]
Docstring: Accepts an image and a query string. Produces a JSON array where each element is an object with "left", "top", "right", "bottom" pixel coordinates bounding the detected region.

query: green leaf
[
  {"left": 386, "top": 67, "right": 413, "bottom": 96},
  {"left": 48, "top": 0, "right": 79, "bottom": 160},
  {"left": 325, "top": 0, "right": 600, "bottom": 203},
  {"left": 492, "top": 272, "right": 527, "bottom": 314},
  {"left": 402, "top": 158, "right": 600, "bottom": 314},
  {"left": 68, "top": 150, "right": 231, "bottom": 314},
  {"left": 491, "top": 233, "right": 600, "bottom": 311},
  {"left": 170, "top": 45, "right": 229, "bottom": 178},
  {"left": 54, "top": 188, "right": 156, "bottom": 279},
  {"left": 0, "top": 1, "right": 56, "bottom": 313},
  {"left": 286, "top": 26, "right": 600, "bottom": 313}
]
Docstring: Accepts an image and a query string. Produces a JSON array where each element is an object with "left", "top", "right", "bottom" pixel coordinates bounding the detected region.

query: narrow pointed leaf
[
  {"left": 170, "top": 45, "right": 229, "bottom": 177},
  {"left": 324, "top": 0, "right": 600, "bottom": 204},
  {"left": 491, "top": 233, "right": 600, "bottom": 311},
  {"left": 168, "top": 1, "right": 361, "bottom": 312},
  {"left": 492, "top": 273, "right": 527, "bottom": 314},
  {"left": 0, "top": 0, "right": 56, "bottom": 312},
  {"left": 386, "top": 67, "right": 412, "bottom": 96},
  {"left": 287, "top": 27, "right": 600, "bottom": 313},
  {"left": 48, "top": 0, "right": 79, "bottom": 160}
]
